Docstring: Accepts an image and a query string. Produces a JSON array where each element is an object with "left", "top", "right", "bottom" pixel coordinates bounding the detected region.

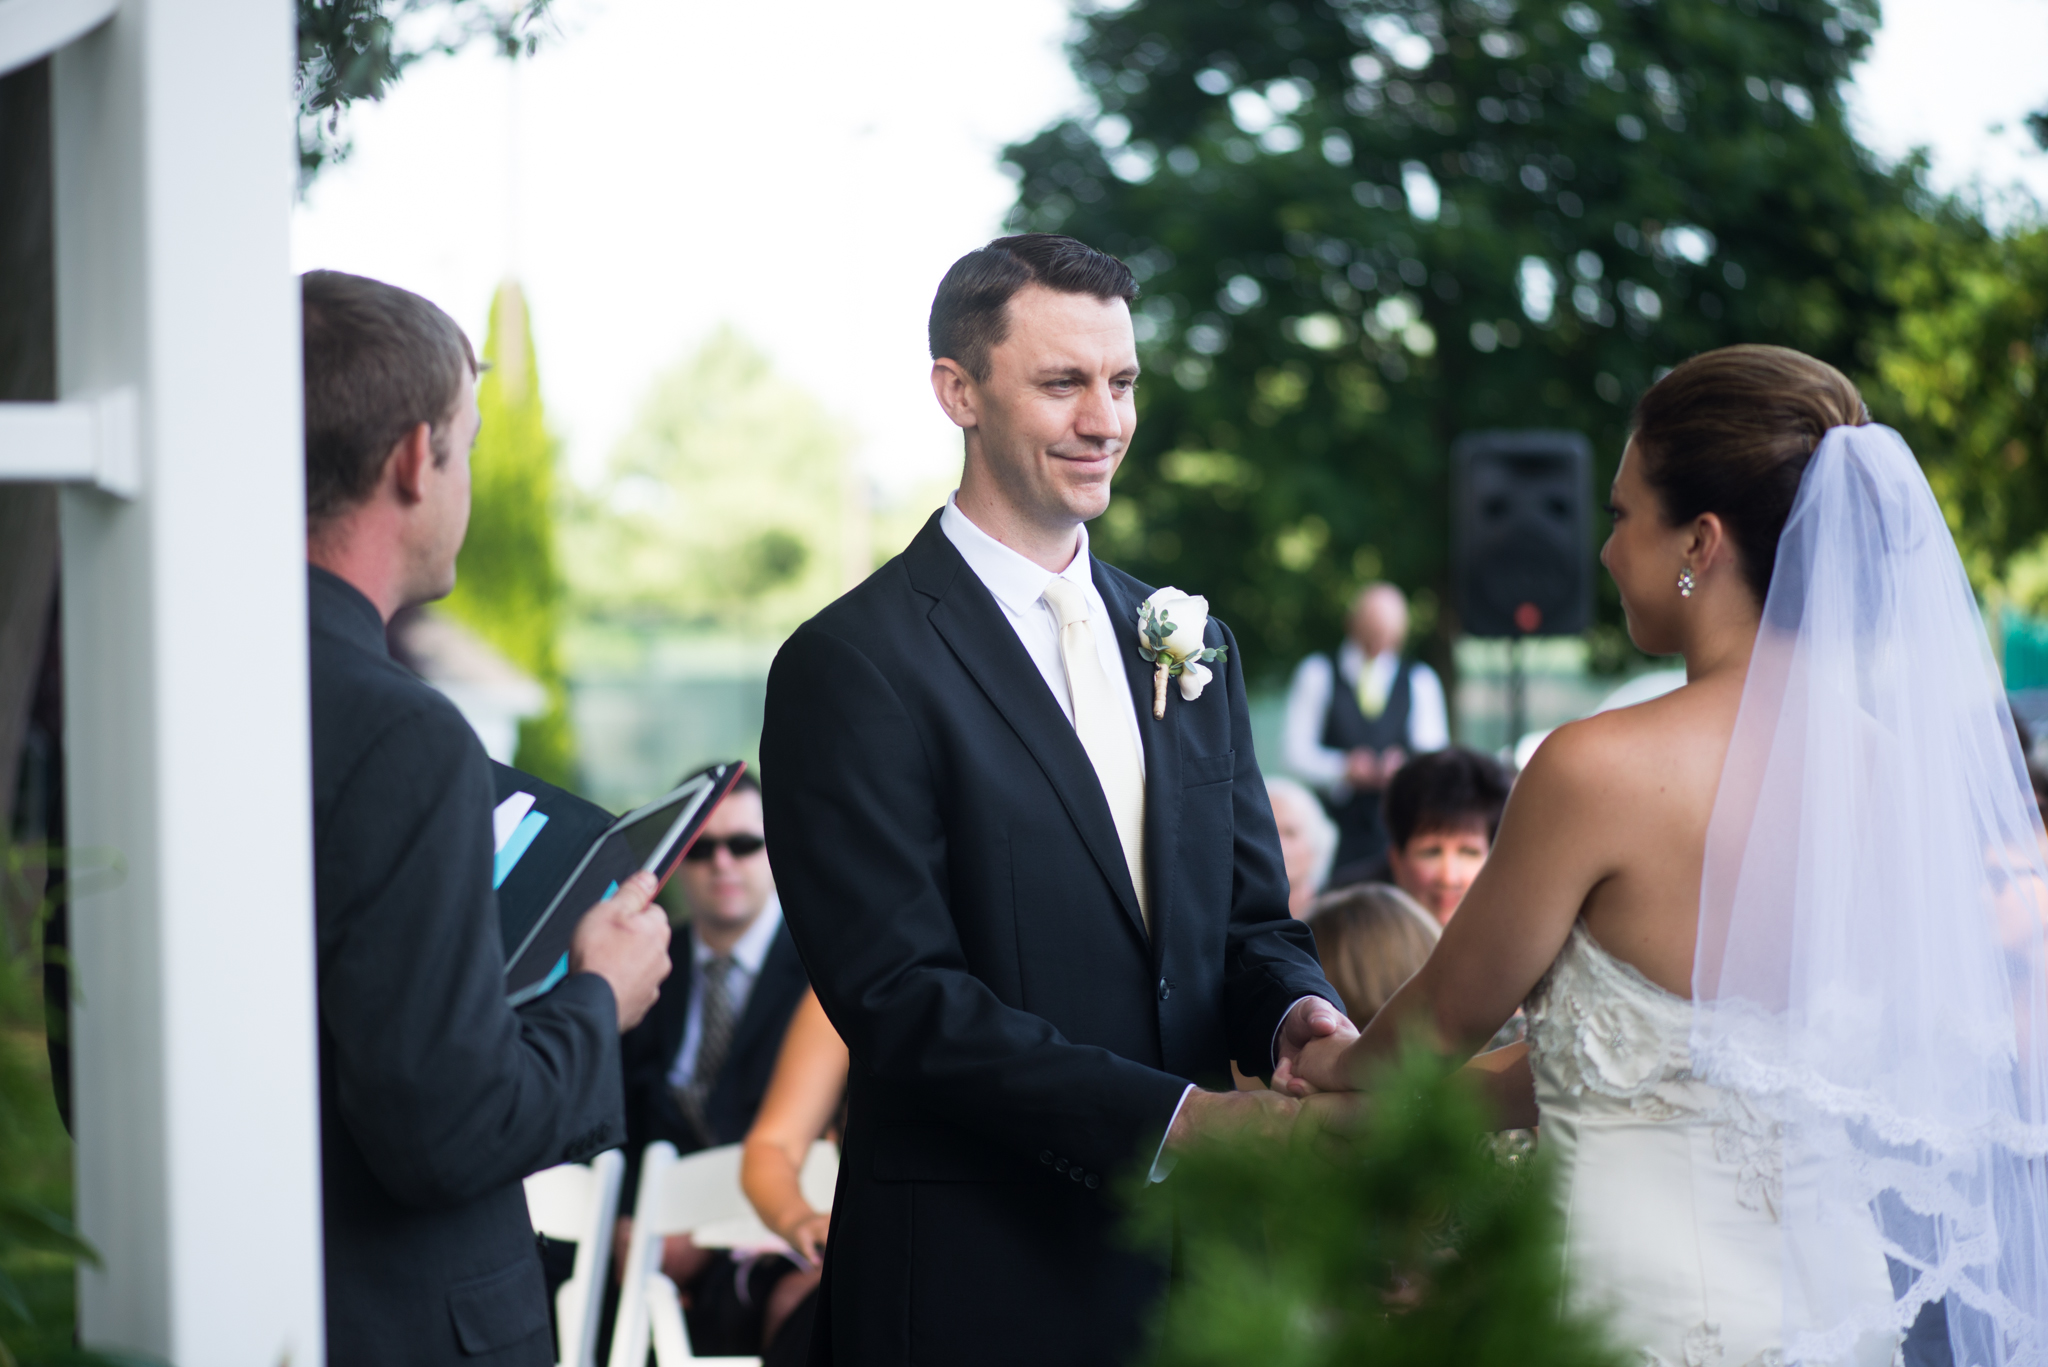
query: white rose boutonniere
[{"left": 1136, "top": 587, "right": 1229, "bottom": 719}]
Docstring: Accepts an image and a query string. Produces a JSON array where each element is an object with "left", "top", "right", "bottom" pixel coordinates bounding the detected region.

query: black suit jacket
[
  {"left": 761, "top": 515, "right": 1340, "bottom": 1365},
  {"left": 620, "top": 916, "right": 809, "bottom": 1185},
  {"left": 309, "top": 568, "right": 626, "bottom": 1367}
]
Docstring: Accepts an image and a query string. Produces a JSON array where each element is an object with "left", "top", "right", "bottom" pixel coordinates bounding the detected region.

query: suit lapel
[
  {"left": 1094, "top": 566, "right": 1180, "bottom": 961},
  {"left": 658, "top": 930, "right": 696, "bottom": 1065},
  {"left": 911, "top": 522, "right": 1148, "bottom": 942}
]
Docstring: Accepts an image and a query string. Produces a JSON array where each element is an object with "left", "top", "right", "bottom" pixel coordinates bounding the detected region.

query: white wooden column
[{"left": 24, "top": 0, "right": 325, "bottom": 1358}]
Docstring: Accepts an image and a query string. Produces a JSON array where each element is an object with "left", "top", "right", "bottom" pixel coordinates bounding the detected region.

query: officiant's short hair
[
  {"left": 929, "top": 234, "right": 1136, "bottom": 382},
  {"left": 301, "top": 270, "right": 479, "bottom": 526}
]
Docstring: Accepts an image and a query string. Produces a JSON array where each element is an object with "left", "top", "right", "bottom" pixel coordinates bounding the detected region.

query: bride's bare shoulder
[{"left": 1521, "top": 685, "right": 1718, "bottom": 807}]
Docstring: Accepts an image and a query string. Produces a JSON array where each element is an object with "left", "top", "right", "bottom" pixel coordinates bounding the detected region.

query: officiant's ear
[
  {"left": 931, "top": 357, "right": 982, "bottom": 431},
  {"left": 385, "top": 421, "right": 437, "bottom": 507}
]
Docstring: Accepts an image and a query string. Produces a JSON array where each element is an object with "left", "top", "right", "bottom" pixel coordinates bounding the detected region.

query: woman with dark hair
[{"left": 1289, "top": 346, "right": 2048, "bottom": 1367}]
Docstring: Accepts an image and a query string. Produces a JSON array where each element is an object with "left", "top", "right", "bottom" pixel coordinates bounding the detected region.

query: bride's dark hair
[{"left": 1631, "top": 344, "right": 1868, "bottom": 604}]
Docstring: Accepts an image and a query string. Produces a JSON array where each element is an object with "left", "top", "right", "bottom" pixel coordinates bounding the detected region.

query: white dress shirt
[
  {"left": 940, "top": 494, "right": 1320, "bottom": 1180},
  {"left": 1281, "top": 640, "right": 1449, "bottom": 796},
  {"left": 938, "top": 494, "right": 1146, "bottom": 774},
  {"left": 666, "top": 894, "right": 785, "bottom": 1090}
]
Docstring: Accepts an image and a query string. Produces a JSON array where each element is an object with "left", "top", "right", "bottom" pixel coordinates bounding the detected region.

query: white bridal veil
[{"left": 1693, "top": 424, "right": 2048, "bottom": 1366}]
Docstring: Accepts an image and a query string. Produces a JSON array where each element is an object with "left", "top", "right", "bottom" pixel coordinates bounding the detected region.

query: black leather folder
[{"left": 490, "top": 760, "right": 744, "bottom": 1005}]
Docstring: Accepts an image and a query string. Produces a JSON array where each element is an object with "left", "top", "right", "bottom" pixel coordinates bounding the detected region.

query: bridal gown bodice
[{"left": 1525, "top": 922, "right": 1895, "bottom": 1367}]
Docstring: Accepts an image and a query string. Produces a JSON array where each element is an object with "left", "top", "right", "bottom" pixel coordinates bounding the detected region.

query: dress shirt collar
[
  {"left": 691, "top": 893, "right": 783, "bottom": 974},
  {"left": 307, "top": 564, "right": 389, "bottom": 656},
  {"left": 940, "top": 491, "right": 1095, "bottom": 614},
  {"left": 1336, "top": 638, "right": 1399, "bottom": 684}
]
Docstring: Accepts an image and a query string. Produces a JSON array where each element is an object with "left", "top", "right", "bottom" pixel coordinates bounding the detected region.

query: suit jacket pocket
[
  {"left": 1182, "top": 749, "right": 1236, "bottom": 788},
  {"left": 448, "top": 1253, "right": 552, "bottom": 1355}
]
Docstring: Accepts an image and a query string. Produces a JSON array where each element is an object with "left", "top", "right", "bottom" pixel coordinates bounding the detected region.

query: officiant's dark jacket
[
  {"left": 309, "top": 567, "right": 625, "bottom": 1367},
  {"left": 620, "top": 917, "right": 809, "bottom": 1184},
  {"left": 761, "top": 515, "right": 1340, "bottom": 1366}
]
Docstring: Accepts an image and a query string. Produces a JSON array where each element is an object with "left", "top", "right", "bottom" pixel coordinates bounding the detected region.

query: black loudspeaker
[{"left": 1452, "top": 430, "right": 1593, "bottom": 637}]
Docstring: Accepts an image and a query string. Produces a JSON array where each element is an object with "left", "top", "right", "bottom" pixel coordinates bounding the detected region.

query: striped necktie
[{"left": 675, "top": 954, "right": 736, "bottom": 1146}]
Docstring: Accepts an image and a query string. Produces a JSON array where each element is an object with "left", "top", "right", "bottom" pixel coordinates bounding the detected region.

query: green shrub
[
  {"left": 0, "top": 842, "right": 153, "bottom": 1367},
  {"left": 1128, "top": 1049, "right": 1620, "bottom": 1367}
]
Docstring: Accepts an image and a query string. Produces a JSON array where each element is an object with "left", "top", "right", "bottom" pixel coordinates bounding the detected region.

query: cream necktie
[
  {"left": 1041, "top": 576, "right": 1149, "bottom": 932},
  {"left": 1357, "top": 654, "right": 1389, "bottom": 720}
]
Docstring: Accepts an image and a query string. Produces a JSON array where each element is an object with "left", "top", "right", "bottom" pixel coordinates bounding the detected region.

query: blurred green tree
[
  {"left": 296, "top": 0, "right": 551, "bottom": 185},
  {"left": 1870, "top": 209, "right": 2048, "bottom": 592},
  {"left": 560, "top": 327, "right": 867, "bottom": 638},
  {"left": 441, "top": 280, "right": 576, "bottom": 785},
  {"left": 1004, "top": 0, "right": 1906, "bottom": 682}
]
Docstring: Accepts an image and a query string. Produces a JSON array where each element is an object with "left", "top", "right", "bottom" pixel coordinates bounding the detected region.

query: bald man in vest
[{"left": 1281, "top": 582, "right": 1450, "bottom": 877}]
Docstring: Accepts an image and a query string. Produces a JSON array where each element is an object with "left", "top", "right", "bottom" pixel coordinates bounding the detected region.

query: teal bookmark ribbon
[{"left": 493, "top": 811, "right": 549, "bottom": 889}]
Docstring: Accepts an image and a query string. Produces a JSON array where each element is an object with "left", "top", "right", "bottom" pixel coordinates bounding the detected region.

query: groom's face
[{"left": 951, "top": 284, "right": 1139, "bottom": 532}]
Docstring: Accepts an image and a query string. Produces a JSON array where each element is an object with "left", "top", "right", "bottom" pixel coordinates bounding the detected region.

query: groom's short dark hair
[{"left": 929, "top": 235, "right": 1137, "bottom": 382}]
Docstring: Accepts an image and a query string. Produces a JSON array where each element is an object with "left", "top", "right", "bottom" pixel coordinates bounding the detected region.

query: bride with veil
[{"left": 1284, "top": 345, "right": 2048, "bottom": 1366}]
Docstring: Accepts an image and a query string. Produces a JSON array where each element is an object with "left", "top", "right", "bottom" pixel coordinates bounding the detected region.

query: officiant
[{"left": 301, "top": 270, "right": 672, "bottom": 1367}]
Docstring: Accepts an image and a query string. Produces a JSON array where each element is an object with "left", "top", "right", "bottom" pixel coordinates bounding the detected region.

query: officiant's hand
[
  {"left": 1270, "top": 997, "right": 1359, "bottom": 1096},
  {"left": 1165, "top": 1088, "right": 1299, "bottom": 1150},
  {"left": 570, "top": 870, "right": 671, "bottom": 1032}
]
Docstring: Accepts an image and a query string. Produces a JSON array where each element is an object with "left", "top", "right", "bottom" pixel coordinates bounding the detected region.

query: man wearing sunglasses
[{"left": 616, "top": 770, "right": 811, "bottom": 1356}]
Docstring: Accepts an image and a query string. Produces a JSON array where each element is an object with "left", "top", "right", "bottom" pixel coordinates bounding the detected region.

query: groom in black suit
[{"left": 761, "top": 234, "right": 1355, "bottom": 1364}]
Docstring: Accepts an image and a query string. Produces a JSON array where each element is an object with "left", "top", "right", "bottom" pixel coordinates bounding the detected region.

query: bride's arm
[{"left": 1286, "top": 718, "right": 1627, "bottom": 1093}]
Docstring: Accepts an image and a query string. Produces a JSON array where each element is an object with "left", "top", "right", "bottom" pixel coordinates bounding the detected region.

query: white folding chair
[
  {"left": 525, "top": 1149, "right": 626, "bottom": 1367},
  {"left": 608, "top": 1140, "right": 838, "bottom": 1367}
]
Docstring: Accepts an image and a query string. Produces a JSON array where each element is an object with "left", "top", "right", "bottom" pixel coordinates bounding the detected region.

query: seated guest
[
  {"left": 1304, "top": 883, "right": 1440, "bottom": 1024},
  {"left": 1266, "top": 776, "right": 1339, "bottom": 918},
  {"left": 740, "top": 988, "right": 850, "bottom": 1367},
  {"left": 618, "top": 771, "right": 809, "bottom": 1357},
  {"left": 1330, "top": 746, "right": 1510, "bottom": 924},
  {"left": 302, "top": 269, "right": 671, "bottom": 1367}
]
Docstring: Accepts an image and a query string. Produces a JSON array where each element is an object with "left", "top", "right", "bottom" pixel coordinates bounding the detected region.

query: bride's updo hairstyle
[{"left": 1630, "top": 344, "right": 1868, "bottom": 605}]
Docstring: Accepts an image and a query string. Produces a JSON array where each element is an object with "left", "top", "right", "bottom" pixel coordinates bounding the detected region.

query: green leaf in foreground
[{"left": 1126, "top": 1049, "right": 1622, "bottom": 1367}]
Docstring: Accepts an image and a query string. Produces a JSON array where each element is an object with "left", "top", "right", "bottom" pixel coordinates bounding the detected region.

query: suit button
[
  {"left": 1039, "top": 1150, "right": 1053, "bottom": 1166},
  {"left": 1085, "top": 1173, "right": 1100, "bottom": 1190},
  {"left": 1055, "top": 1158, "right": 1068, "bottom": 1173},
  {"left": 1158, "top": 979, "right": 1172, "bottom": 1001},
  {"left": 1070, "top": 1168, "right": 1083, "bottom": 1182}
]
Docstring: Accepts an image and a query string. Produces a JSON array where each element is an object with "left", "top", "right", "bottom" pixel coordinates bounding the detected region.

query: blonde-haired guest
[
  {"left": 1266, "top": 775, "right": 1338, "bottom": 918},
  {"left": 1304, "top": 882, "right": 1439, "bottom": 1025}
]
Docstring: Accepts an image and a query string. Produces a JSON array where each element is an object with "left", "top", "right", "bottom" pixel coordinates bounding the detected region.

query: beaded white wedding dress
[
  {"left": 1507, "top": 424, "right": 2048, "bottom": 1367},
  {"left": 1525, "top": 922, "right": 1898, "bottom": 1367}
]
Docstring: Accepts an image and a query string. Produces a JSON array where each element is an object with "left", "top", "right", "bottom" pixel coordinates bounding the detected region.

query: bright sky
[{"left": 291, "top": 0, "right": 2048, "bottom": 495}]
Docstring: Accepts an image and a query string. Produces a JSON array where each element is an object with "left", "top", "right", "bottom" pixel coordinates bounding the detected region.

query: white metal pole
[{"left": 50, "top": 0, "right": 324, "bottom": 1358}]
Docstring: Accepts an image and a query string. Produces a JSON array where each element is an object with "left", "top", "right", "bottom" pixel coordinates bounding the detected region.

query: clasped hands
[
  {"left": 1345, "top": 744, "right": 1407, "bottom": 790},
  {"left": 1164, "top": 997, "right": 1364, "bottom": 1151}
]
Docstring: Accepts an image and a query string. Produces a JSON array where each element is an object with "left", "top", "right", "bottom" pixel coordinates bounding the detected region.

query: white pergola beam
[
  {"left": 0, "top": 391, "right": 139, "bottom": 496},
  {"left": 0, "top": 0, "right": 118, "bottom": 78},
  {"left": 49, "top": 0, "right": 325, "bottom": 1361}
]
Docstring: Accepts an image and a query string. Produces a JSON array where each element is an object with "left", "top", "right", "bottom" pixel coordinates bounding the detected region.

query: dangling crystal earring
[{"left": 1677, "top": 566, "right": 1695, "bottom": 598}]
